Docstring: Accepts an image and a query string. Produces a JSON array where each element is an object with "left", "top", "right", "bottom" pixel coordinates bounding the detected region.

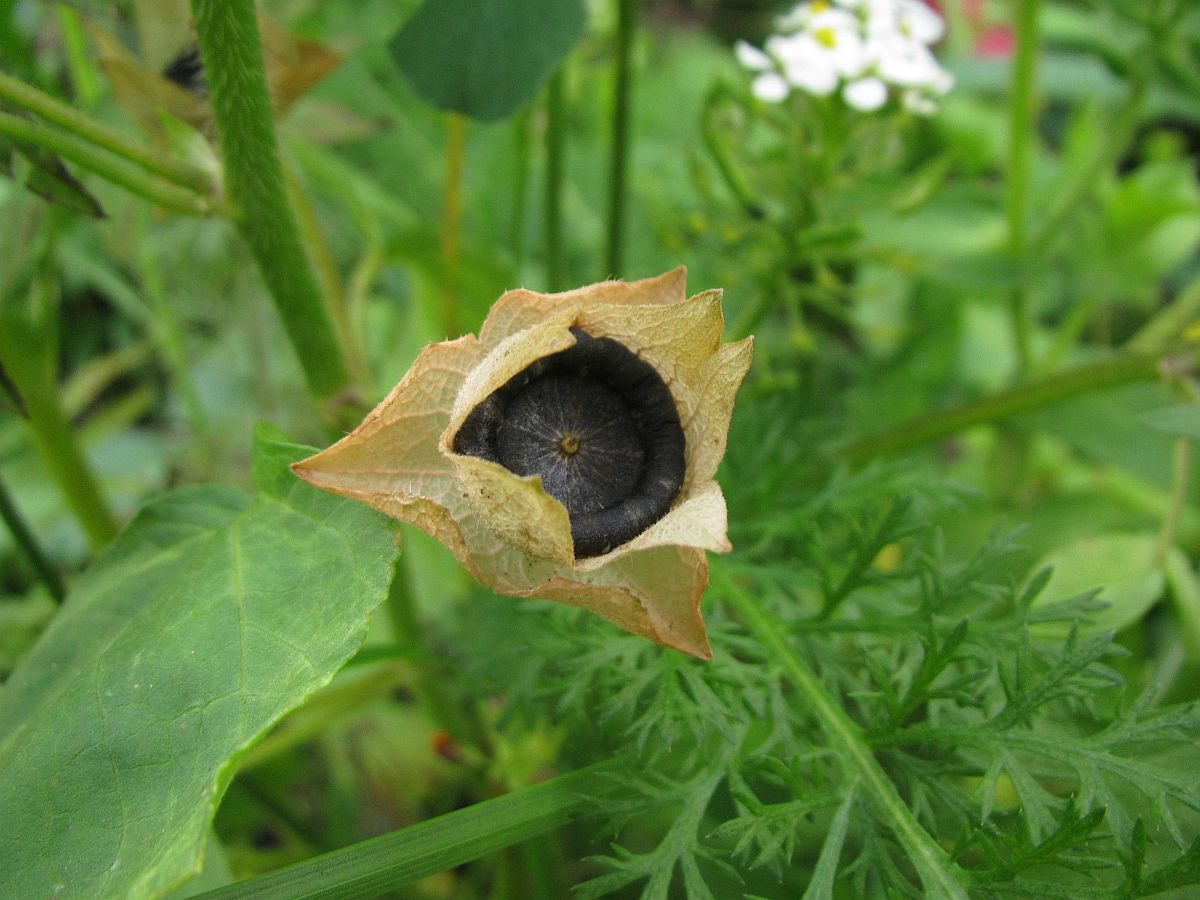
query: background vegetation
[{"left": 2, "top": 0, "right": 1200, "bottom": 897}]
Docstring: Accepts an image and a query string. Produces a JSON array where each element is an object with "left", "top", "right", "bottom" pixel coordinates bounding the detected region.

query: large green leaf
[
  {"left": 389, "top": 0, "right": 585, "bottom": 122},
  {"left": 0, "top": 424, "right": 398, "bottom": 899}
]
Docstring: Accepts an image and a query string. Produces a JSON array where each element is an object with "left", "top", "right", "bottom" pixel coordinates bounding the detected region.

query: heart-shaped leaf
[
  {"left": 0, "top": 424, "right": 398, "bottom": 899},
  {"left": 389, "top": 0, "right": 586, "bottom": 122}
]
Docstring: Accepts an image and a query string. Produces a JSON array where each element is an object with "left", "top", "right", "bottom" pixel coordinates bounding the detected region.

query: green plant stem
[
  {"left": 55, "top": 6, "right": 101, "bottom": 108},
  {"left": 0, "top": 471, "right": 66, "bottom": 603},
  {"left": 1005, "top": 0, "right": 1040, "bottom": 372},
  {"left": 1129, "top": 273, "right": 1200, "bottom": 354},
  {"left": 1028, "top": 77, "right": 1147, "bottom": 256},
  {"left": 544, "top": 69, "right": 565, "bottom": 292},
  {"left": 721, "top": 579, "right": 969, "bottom": 898},
  {"left": 510, "top": 106, "right": 532, "bottom": 273},
  {"left": 838, "top": 351, "right": 1165, "bottom": 466},
  {"left": 282, "top": 160, "right": 368, "bottom": 391},
  {"left": 0, "top": 70, "right": 212, "bottom": 193},
  {"left": 605, "top": 0, "right": 636, "bottom": 279},
  {"left": 384, "top": 552, "right": 487, "bottom": 752},
  {"left": 194, "top": 759, "right": 626, "bottom": 900},
  {"left": 1154, "top": 438, "right": 1191, "bottom": 568},
  {"left": 0, "top": 111, "right": 211, "bottom": 216},
  {"left": 439, "top": 113, "right": 465, "bottom": 338},
  {"left": 20, "top": 371, "right": 119, "bottom": 552},
  {"left": 700, "top": 84, "right": 763, "bottom": 220},
  {"left": 190, "top": 0, "right": 353, "bottom": 406}
]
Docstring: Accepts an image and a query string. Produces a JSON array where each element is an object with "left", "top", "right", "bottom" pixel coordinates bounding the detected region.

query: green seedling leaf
[
  {"left": 0, "top": 423, "right": 398, "bottom": 899},
  {"left": 1028, "top": 532, "right": 1166, "bottom": 638},
  {"left": 389, "top": 0, "right": 585, "bottom": 122}
]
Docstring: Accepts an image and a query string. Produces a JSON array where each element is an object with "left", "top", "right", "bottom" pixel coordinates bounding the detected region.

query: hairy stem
[
  {"left": 0, "top": 471, "right": 66, "bottom": 603},
  {"left": 838, "top": 351, "right": 1166, "bottom": 466},
  {"left": 190, "top": 0, "right": 352, "bottom": 406},
  {"left": 0, "top": 111, "right": 211, "bottom": 216},
  {"left": 544, "top": 69, "right": 566, "bottom": 292},
  {"left": 721, "top": 578, "right": 969, "bottom": 898},
  {"left": 605, "top": 0, "right": 636, "bottom": 279},
  {"left": 0, "top": 71, "right": 212, "bottom": 193},
  {"left": 1005, "top": 0, "right": 1039, "bottom": 372}
]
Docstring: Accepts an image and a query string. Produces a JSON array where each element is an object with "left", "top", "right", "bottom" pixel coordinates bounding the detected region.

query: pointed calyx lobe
[
  {"left": 454, "top": 328, "right": 685, "bottom": 557},
  {"left": 291, "top": 269, "right": 753, "bottom": 658}
]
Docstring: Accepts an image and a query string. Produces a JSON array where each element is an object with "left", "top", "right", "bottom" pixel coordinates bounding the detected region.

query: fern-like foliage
[{"left": 456, "top": 452, "right": 1200, "bottom": 898}]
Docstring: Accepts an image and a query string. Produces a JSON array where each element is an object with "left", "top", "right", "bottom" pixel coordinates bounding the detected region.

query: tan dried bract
[{"left": 293, "top": 269, "right": 753, "bottom": 658}]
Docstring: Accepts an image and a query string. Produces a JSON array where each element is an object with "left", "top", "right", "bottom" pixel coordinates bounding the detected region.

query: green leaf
[
  {"left": 0, "top": 424, "right": 398, "bottom": 899},
  {"left": 0, "top": 136, "right": 106, "bottom": 218},
  {"left": 1028, "top": 532, "right": 1166, "bottom": 637},
  {"left": 1142, "top": 404, "right": 1200, "bottom": 441},
  {"left": 388, "top": 0, "right": 585, "bottom": 122}
]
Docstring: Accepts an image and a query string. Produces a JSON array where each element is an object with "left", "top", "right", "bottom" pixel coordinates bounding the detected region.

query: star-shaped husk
[{"left": 293, "top": 269, "right": 753, "bottom": 658}]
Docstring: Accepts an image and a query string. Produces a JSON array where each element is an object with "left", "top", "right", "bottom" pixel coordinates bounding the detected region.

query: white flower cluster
[{"left": 736, "top": 0, "right": 954, "bottom": 114}]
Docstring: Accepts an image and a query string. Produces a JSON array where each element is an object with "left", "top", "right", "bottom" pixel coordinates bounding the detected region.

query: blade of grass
[{"left": 194, "top": 758, "right": 627, "bottom": 900}]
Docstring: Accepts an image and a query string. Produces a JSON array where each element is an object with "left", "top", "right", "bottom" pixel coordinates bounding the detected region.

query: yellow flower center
[
  {"left": 814, "top": 26, "right": 838, "bottom": 49},
  {"left": 811, "top": 0, "right": 830, "bottom": 11}
]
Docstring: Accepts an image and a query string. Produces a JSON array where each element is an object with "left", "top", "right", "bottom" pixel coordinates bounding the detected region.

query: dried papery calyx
[{"left": 454, "top": 328, "right": 685, "bottom": 557}]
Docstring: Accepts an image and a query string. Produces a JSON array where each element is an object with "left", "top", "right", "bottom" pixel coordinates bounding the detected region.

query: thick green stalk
[
  {"left": 0, "top": 471, "right": 66, "bottom": 603},
  {"left": 838, "top": 351, "right": 1164, "bottom": 466},
  {"left": 194, "top": 759, "right": 626, "bottom": 900},
  {"left": 0, "top": 71, "right": 212, "bottom": 193},
  {"left": 0, "top": 111, "right": 210, "bottom": 216},
  {"left": 190, "top": 0, "right": 352, "bottom": 404},
  {"left": 1005, "top": 0, "right": 1040, "bottom": 372},
  {"left": 543, "top": 70, "right": 566, "bottom": 292},
  {"left": 605, "top": 0, "right": 637, "bottom": 278},
  {"left": 721, "top": 579, "right": 969, "bottom": 898}
]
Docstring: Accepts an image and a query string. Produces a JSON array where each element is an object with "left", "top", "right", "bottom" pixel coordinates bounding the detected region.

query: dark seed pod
[{"left": 454, "top": 328, "right": 685, "bottom": 557}]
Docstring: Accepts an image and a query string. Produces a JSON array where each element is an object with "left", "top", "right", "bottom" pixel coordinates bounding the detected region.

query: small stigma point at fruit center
[{"left": 556, "top": 434, "right": 582, "bottom": 457}]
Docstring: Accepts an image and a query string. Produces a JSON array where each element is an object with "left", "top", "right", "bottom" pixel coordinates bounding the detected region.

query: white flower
[
  {"left": 843, "top": 76, "right": 888, "bottom": 111},
  {"left": 896, "top": 0, "right": 945, "bottom": 43},
  {"left": 735, "top": 0, "right": 954, "bottom": 114},
  {"left": 868, "top": 33, "right": 941, "bottom": 87},
  {"left": 752, "top": 72, "right": 791, "bottom": 102}
]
